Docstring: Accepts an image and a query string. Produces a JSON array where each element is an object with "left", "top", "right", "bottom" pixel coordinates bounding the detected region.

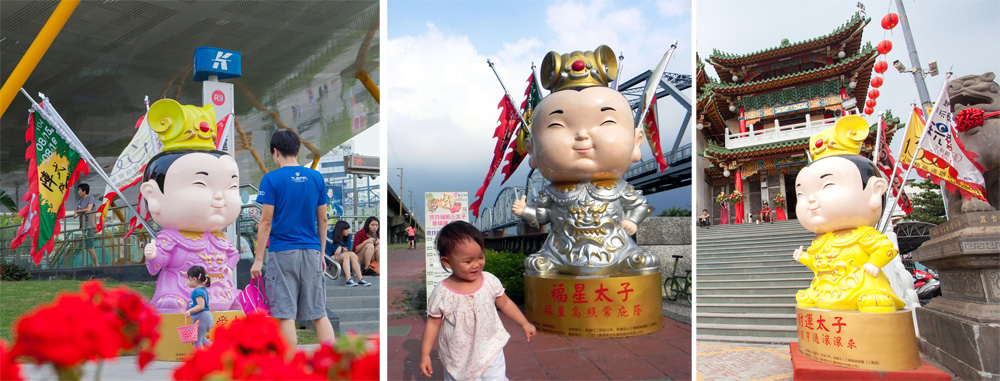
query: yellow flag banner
[
  {"left": 900, "top": 84, "right": 987, "bottom": 202},
  {"left": 898, "top": 106, "right": 926, "bottom": 166}
]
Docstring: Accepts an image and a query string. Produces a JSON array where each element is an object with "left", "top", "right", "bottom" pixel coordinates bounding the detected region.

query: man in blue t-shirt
[{"left": 251, "top": 130, "right": 335, "bottom": 348}]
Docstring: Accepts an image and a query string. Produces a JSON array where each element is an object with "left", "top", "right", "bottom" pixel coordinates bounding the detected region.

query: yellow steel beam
[
  {"left": 357, "top": 70, "right": 379, "bottom": 104},
  {"left": 0, "top": 0, "right": 80, "bottom": 117}
]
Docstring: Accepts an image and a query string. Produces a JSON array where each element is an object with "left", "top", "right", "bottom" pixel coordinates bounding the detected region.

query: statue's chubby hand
[
  {"left": 863, "top": 263, "right": 881, "bottom": 277},
  {"left": 512, "top": 195, "right": 527, "bottom": 216},
  {"left": 622, "top": 220, "right": 637, "bottom": 235},
  {"left": 144, "top": 242, "right": 156, "bottom": 260}
]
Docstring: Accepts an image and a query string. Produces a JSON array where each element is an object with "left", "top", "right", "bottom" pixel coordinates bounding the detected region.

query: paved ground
[
  {"left": 388, "top": 244, "right": 692, "bottom": 380},
  {"left": 695, "top": 340, "right": 962, "bottom": 381}
]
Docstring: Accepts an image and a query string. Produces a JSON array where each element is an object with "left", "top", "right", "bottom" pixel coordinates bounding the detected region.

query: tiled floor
[{"left": 388, "top": 244, "right": 693, "bottom": 380}]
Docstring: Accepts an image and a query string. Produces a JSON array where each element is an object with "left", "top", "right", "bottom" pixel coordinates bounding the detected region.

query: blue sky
[{"left": 386, "top": 0, "right": 694, "bottom": 222}]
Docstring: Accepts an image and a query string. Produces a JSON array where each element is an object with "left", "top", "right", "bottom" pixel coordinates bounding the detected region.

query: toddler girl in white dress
[{"left": 420, "top": 221, "right": 536, "bottom": 380}]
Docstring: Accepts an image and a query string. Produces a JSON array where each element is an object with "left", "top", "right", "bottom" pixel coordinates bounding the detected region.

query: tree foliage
[
  {"left": 660, "top": 206, "right": 692, "bottom": 217},
  {"left": 908, "top": 179, "right": 946, "bottom": 225}
]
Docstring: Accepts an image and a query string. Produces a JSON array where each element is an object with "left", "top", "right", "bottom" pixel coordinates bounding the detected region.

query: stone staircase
[
  {"left": 326, "top": 275, "right": 380, "bottom": 335},
  {"left": 696, "top": 220, "right": 815, "bottom": 344}
]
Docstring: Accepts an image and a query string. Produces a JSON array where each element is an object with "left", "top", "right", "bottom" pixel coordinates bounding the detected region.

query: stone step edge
[
  {"left": 696, "top": 294, "right": 797, "bottom": 299},
  {"left": 698, "top": 271, "right": 813, "bottom": 278},
  {"left": 697, "top": 303, "right": 795, "bottom": 308},
  {"left": 696, "top": 335, "right": 795, "bottom": 345},
  {"left": 697, "top": 323, "right": 796, "bottom": 332},
  {"left": 699, "top": 256, "right": 798, "bottom": 265},
  {"left": 695, "top": 264, "right": 803, "bottom": 271},
  {"left": 697, "top": 312, "right": 796, "bottom": 319},
  {"left": 698, "top": 286, "right": 802, "bottom": 291},
  {"left": 698, "top": 278, "right": 813, "bottom": 284}
]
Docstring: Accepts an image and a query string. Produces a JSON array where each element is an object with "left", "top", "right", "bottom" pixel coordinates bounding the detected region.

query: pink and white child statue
[{"left": 139, "top": 99, "right": 243, "bottom": 313}]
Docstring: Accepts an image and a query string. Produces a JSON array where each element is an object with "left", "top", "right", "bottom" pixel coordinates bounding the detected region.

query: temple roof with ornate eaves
[{"left": 708, "top": 11, "right": 869, "bottom": 69}]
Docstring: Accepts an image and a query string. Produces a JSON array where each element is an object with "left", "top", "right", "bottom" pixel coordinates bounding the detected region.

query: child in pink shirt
[{"left": 420, "top": 221, "right": 536, "bottom": 380}]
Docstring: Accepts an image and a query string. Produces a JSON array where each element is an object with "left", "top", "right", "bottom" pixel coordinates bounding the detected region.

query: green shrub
[
  {"left": 660, "top": 206, "right": 692, "bottom": 217},
  {"left": 0, "top": 261, "right": 32, "bottom": 281},
  {"left": 484, "top": 250, "right": 525, "bottom": 306}
]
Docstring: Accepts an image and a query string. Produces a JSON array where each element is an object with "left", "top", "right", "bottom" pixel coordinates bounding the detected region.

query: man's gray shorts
[{"left": 264, "top": 249, "right": 327, "bottom": 321}]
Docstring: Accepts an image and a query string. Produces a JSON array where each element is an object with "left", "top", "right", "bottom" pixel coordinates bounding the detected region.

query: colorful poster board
[{"left": 424, "top": 192, "right": 469, "bottom": 305}]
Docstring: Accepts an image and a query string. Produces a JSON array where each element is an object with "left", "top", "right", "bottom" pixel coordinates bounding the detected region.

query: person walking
[
  {"left": 251, "top": 130, "right": 336, "bottom": 350},
  {"left": 73, "top": 183, "right": 99, "bottom": 266},
  {"left": 406, "top": 224, "right": 416, "bottom": 249}
]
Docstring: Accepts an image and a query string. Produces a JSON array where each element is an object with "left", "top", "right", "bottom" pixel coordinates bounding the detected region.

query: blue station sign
[{"left": 193, "top": 47, "right": 242, "bottom": 82}]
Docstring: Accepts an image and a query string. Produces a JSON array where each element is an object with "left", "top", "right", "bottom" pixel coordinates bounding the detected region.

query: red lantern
[
  {"left": 882, "top": 13, "right": 899, "bottom": 30},
  {"left": 877, "top": 40, "right": 893, "bottom": 55},
  {"left": 864, "top": 107, "right": 875, "bottom": 115},
  {"left": 874, "top": 61, "right": 889, "bottom": 74},
  {"left": 868, "top": 89, "right": 880, "bottom": 99},
  {"left": 866, "top": 99, "right": 878, "bottom": 108},
  {"left": 871, "top": 76, "right": 884, "bottom": 88}
]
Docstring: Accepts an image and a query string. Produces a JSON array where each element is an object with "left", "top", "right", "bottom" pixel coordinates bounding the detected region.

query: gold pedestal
[
  {"left": 153, "top": 310, "right": 245, "bottom": 361},
  {"left": 524, "top": 272, "right": 662, "bottom": 338},
  {"left": 796, "top": 307, "right": 920, "bottom": 371}
]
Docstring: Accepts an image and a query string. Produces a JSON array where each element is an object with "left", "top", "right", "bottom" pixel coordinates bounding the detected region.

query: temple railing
[{"left": 725, "top": 113, "right": 838, "bottom": 149}]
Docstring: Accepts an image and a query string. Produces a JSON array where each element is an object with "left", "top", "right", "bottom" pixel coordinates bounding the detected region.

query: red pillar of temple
[
  {"left": 735, "top": 105, "right": 746, "bottom": 224},
  {"left": 839, "top": 86, "right": 849, "bottom": 115}
]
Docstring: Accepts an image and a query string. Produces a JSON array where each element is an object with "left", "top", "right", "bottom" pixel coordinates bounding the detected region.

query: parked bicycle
[{"left": 663, "top": 254, "right": 691, "bottom": 303}]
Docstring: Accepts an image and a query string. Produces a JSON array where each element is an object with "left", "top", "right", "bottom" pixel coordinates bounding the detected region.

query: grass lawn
[
  {"left": 0, "top": 279, "right": 319, "bottom": 345},
  {"left": 0, "top": 279, "right": 156, "bottom": 342}
]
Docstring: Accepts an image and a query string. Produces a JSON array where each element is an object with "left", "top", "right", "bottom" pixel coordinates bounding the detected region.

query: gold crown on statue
[
  {"left": 540, "top": 45, "right": 618, "bottom": 91},
  {"left": 809, "top": 115, "right": 869, "bottom": 161},
  {"left": 147, "top": 99, "right": 218, "bottom": 151}
]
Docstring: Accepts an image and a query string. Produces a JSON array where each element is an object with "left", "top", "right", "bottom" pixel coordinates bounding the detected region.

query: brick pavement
[{"left": 388, "top": 244, "right": 692, "bottom": 380}]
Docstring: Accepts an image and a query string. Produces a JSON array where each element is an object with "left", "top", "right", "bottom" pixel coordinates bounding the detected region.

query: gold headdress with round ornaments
[
  {"left": 540, "top": 45, "right": 618, "bottom": 91},
  {"left": 146, "top": 98, "right": 218, "bottom": 151},
  {"left": 809, "top": 115, "right": 869, "bottom": 161}
]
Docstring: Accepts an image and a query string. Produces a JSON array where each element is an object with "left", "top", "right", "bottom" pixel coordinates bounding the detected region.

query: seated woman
[
  {"left": 698, "top": 209, "right": 711, "bottom": 228},
  {"left": 353, "top": 216, "right": 380, "bottom": 274},
  {"left": 758, "top": 202, "right": 773, "bottom": 224},
  {"left": 330, "top": 220, "right": 371, "bottom": 287}
]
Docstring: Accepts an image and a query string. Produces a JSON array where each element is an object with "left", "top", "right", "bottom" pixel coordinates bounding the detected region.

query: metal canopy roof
[{"left": 1, "top": 0, "right": 379, "bottom": 196}]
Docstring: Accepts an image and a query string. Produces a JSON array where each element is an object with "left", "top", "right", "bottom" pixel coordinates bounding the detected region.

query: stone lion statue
[{"left": 948, "top": 72, "right": 999, "bottom": 215}]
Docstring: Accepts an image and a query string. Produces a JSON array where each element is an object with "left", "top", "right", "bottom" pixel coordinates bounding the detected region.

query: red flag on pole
[
  {"left": 643, "top": 97, "right": 669, "bottom": 171},
  {"left": 470, "top": 96, "right": 521, "bottom": 218},
  {"left": 877, "top": 117, "right": 913, "bottom": 214},
  {"left": 499, "top": 73, "right": 541, "bottom": 185}
]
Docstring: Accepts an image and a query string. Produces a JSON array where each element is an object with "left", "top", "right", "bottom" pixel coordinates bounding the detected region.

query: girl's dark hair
[
  {"left": 143, "top": 150, "right": 229, "bottom": 192},
  {"left": 187, "top": 265, "right": 212, "bottom": 287},
  {"left": 333, "top": 220, "right": 351, "bottom": 245},
  {"left": 363, "top": 216, "right": 379, "bottom": 237},
  {"left": 436, "top": 221, "right": 485, "bottom": 272}
]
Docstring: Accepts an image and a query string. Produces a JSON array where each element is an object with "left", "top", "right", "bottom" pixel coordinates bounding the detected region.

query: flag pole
[
  {"left": 879, "top": 74, "right": 951, "bottom": 234},
  {"left": 486, "top": 59, "right": 529, "bottom": 127},
  {"left": 636, "top": 39, "right": 679, "bottom": 126},
  {"left": 20, "top": 89, "right": 157, "bottom": 239},
  {"left": 876, "top": 105, "right": 913, "bottom": 232}
]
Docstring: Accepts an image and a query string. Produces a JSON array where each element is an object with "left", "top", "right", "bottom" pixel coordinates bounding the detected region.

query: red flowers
[
  {"left": 9, "top": 280, "right": 160, "bottom": 373},
  {"left": 1, "top": 339, "right": 24, "bottom": 381},
  {"left": 174, "top": 313, "right": 379, "bottom": 380}
]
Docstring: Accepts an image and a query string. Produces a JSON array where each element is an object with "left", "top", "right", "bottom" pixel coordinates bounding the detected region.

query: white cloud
[
  {"left": 385, "top": 23, "right": 541, "bottom": 175},
  {"left": 656, "top": 0, "right": 690, "bottom": 17}
]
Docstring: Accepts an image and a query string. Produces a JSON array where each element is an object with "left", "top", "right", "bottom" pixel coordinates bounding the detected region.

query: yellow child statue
[{"left": 792, "top": 115, "right": 905, "bottom": 313}]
